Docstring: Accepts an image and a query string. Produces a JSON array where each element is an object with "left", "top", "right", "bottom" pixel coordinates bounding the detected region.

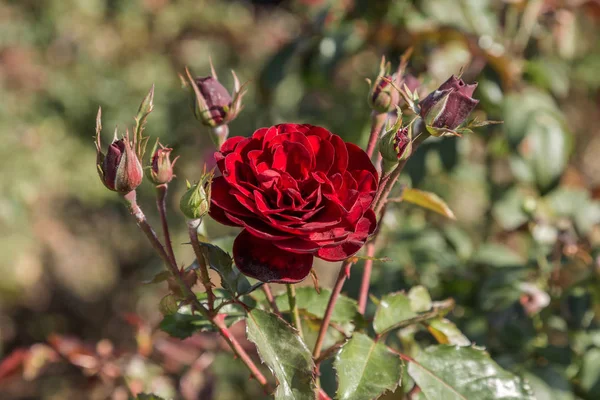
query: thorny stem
[
  {"left": 313, "top": 259, "right": 353, "bottom": 360},
  {"left": 156, "top": 184, "right": 177, "bottom": 266},
  {"left": 123, "top": 191, "right": 271, "bottom": 393},
  {"left": 366, "top": 111, "right": 387, "bottom": 159},
  {"left": 188, "top": 218, "right": 216, "bottom": 311},
  {"left": 357, "top": 242, "right": 376, "bottom": 315},
  {"left": 287, "top": 284, "right": 304, "bottom": 339},
  {"left": 315, "top": 122, "right": 429, "bottom": 364},
  {"left": 213, "top": 316, "right": 272, "bottom": 392},
  {"left": 262, "top": 284, "right": 280, "bottom": 315}
]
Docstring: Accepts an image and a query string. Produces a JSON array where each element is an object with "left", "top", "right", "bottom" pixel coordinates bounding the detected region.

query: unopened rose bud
[
  {"left": 379, "top": 113, "right": 412, "bottom": 174},
  {"left": 180, "top": 172, "right": 213, "bottom": 220},
  {"left": 96, "top": 128, "right": 144, "bottom": 193},
  {"left": 419, "top": 75, "right": 479, "bottom": 132},
  {"left": 148, "top": 141, "right": 179, "bottom": 185},
  {"left": 184, "top": 66, "right": 246, "bottom": 130},
  {"left": 370, "top": 75, "right": 400, "bottom": 114}
]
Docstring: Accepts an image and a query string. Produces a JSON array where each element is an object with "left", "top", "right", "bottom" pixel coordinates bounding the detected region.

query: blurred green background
[{"left": 1, "top": 0, "right": 600, "bottom": 399}]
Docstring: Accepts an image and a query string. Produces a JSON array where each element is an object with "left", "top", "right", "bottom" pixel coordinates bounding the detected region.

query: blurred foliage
[{"left": 1, "top": 0, "right": 600, "bottom": 398}]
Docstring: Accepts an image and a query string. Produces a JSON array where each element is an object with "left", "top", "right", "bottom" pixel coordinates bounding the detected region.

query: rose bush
[{"left": 209, "top": 123, "right": 379, "bottom": 283}]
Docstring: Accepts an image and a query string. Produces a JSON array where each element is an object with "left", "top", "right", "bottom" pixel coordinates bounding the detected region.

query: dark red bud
[
  {"left": 194, "top": 76, "right": 232, "bottom": 126},
  {"left": 102, "top": 138, "right": 143, "bottom": 193},
  {"left": 370, "top": 75, "right": 400, "bottom": 113},
  {"left": 394, "top": 128, "right": 411, "bottom": 159},
  {"left": 150, "top": 147, "right": 177, "bottom": 185},
  {"left": 420, "top": 75, "right": 479, "bottom": 130}
]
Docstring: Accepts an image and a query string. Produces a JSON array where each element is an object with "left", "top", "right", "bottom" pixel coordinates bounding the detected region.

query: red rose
[{"left": 210, "top": 124, "right": 379, "bottom": 283}]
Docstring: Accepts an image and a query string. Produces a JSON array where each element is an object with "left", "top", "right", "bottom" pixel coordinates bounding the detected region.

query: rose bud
[
  {"left": 379, "top": 112, "right": 412, "bottom": 174},
  {"left": 369, "top": 74, "right": 401, "bottom": 114},
  {"left": 419, "top": 75, "right": 479, "bottom": 133},
  {"left": 148, "top": 141, "right": 179, "bottom": 185},
  {"left": 95, "top": 123, "right": 144, "bottom": 194},
  {"left": 180, "top": 171, "right": 213, "bottom": 220},
  {"left": 184, "top": 65, "right": 246, "bottom": 129}
]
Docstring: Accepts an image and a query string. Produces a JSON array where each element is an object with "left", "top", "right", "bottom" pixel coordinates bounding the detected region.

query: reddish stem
[
  {"left": 213, "top": 316, "right": 273, "bottom": 393},
  {"left": 188, "top": 219, "right": 216, "bottom": 311},
  {"left": 357, "top": 242, "right": 376, "bottom": 314},
  {"left": 156, "top": 184, "right": 177, "bottom": 266},
  {"left": 313, "top": 260, "right": 353, "bottom": 360},
  {"left": 262, "top": 284, "right": 280, "bottom": 315},
  {"left": 123, "top": 191, "right": 272, "bottom": 394},
  {"left": 365, "top": 111, "right": 387, "bottom": 159}
]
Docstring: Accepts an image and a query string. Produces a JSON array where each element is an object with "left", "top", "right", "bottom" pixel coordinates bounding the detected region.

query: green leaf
[
  {"left": 426, "top": 319, "right": 470, "bottom": 346},
  {"left": 334, "top": 333, "right": 403, "bottom": 400},
  {"left": 159, "top": 290, "right": 247, "bottom": 338},
  {"left": 194, "top": 242, "right": 251, "bottom": 296},
  {"left": 472, "top": 243, "right": 524, "bottom": 268},
  {"left": 396, "top": 188, "right": 456, "bottom": 220},
  {"left": 373, "top": 292, "right": 417, "bottom": 334},
  {"left": 408, "top": 285, "right": 433, "bottom": 313},
  {"left": 492, "top": 188, "right": 532, "bottom": 231},
  {"left": 274, "top": 287, "right": 359, "bottom": 324},
  {"left": 524, "top": 367, "right": 574, "bottom": 400},
  {"left": 246, "top": 309, "right": 316, "bottom": 399},
  {"left": 143, "top": 270, "right": 171, "bottom": 284},
  {"left": 408, "top": 345, "right": 534, "bottom": 400},
  {"left": 522, "top": 112, "right": 569, "bottom": 193}
]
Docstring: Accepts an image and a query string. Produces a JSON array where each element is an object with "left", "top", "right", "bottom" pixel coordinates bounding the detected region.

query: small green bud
[
  {"left": 179, "top": 172, "right": 213, "bottom": 220},
  {"left": 379, "top": 108, "right": 412, "bottom": 174}
]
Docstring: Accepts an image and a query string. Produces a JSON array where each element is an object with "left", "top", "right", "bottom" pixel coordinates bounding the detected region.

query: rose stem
[
  {"left": 156, "top": 184, "right": 177, "bottom": 266},
  {"left": 123, "top": 191, "right": 272, "bottom": 393},
  {"left": 314, "top": 124, "right": 429, "bottom": 359},
  {"left": 188, "top": 218, "right": 216, "bottom": 311},
  {"left": 357, "top": 242, "right": 376, "bottom": 314},
  {"left": 355, "top": 112, "right": 387, "bottom": 315},
  {"left": 365, "top": 111, "right": 387, "bottom": 159},
  {"left": 262, "top": 284, "right": 280, "bottom": 315},
  {"left": 313, "top": 259, "right": 352, "bottom": 359},
  {"left": 286, "top": 284, "right": 304, "bottom": 339}
]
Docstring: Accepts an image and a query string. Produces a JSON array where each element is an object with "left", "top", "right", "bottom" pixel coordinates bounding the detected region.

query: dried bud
[
  {"left": 184, "top": 65, "right": 246, "bottom": 129},
  {"left": 180, "top": 172, "right": 213, "bottom": 220},
  {"left": 148, "top": 141, "right": 179, "bottom": 185},
  {"left": 419, "top": 75, "right": 479, "bottom": 133},
  {"left": 379, "top": 111, "right": 412, "bottom": 174},
  {"left": 95, "top": 119, "right": 144, "bottom": 194}
]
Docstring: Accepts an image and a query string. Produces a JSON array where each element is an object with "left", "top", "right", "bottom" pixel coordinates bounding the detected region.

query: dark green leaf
[
  {"left": 334, "top": 333, "right": 403, "bottom": 400},
  {"left": 408, "top": 345, "right": 534, "bottom": 400},
  {"left": 246, "top": 309, "right": 316, "bottom": 400},
  {"left": 159, "top": 290, "right": 247, "bottom": 338},
  {"left": 274, "top": 287, "right": 359, "bottom": 324},
  {"left": 143, "top": 270, "right": 171, "bottom": 284},
  {"left": 194, "top": 242, "right": 251, "bottom": 296},
  {"left": 373, "top": 292, "right": 417, "bottom": 334}
]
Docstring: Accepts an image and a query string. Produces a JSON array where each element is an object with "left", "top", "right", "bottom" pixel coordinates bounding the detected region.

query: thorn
[{"left": 209, "top": 56, "right": 218, "bottom": 79}]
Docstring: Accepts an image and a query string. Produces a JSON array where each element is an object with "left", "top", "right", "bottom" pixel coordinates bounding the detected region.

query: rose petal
[
  {"left": 211, "top": 177, "right": 255, "bottom": 217},
  {"left": 233, "top": 230, "right": 313, "bottom": 283},
  {"left": 225, "top": 212, "right": 291, "bottom": 241},
  {"left": 208, "top": 203, "right": 241, "bottom": 227},
  {"left": 346, "top": 142, "right": 378, "bottom": 179}
]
